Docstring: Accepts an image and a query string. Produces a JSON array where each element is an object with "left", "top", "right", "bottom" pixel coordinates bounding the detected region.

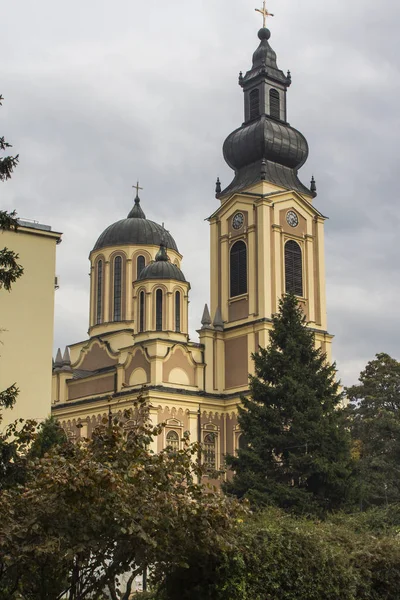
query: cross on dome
[
  {"left": 132, "top": 181, "right": 143, "bottom": 198},
  {"left": 255, "top": 0, "right": 274, "bottom": 28}
]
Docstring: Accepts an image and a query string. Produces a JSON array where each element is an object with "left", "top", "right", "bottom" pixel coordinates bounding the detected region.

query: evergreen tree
[
  {"left": 225, "top": 294, "right": 354, "bottom": 515},
  {"left": 347, "top": 353, "right": 400, "bottom": 509}
]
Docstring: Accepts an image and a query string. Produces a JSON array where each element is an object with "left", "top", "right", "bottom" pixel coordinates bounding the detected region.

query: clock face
[
  {"left": 286, "top": 210, "right": 299, "bottom": 228},
  {"left": 232, "top": 212, "right": 244, "bottom": 230}
]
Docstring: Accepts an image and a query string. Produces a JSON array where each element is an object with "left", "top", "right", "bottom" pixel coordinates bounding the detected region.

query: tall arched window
[
  {"left": 175, "top": 291, "right": 181, "bottom": 333},
  {"left": 203, "top": 433, "right": 216, "bottom": 470},
  {"left": 139, "top": 291, "right": 145, "bottom": 333},
  {"left": 166, "top": 430, "right": 180, "bottom": 451},
  {"left": 113, "top": 256, "right": 122, "bottom": 322},
  {"left": 96, "top": 260, "right": 103, "bottom": 325},
  {"left": 285, "top": 240, "right": 303, "bottom": 296},
  {"left": 137, "top": 255, "right": 145, "bottom": 278},
  {"left": 230, "top": 241, "right": 247, "bottom": 298},
  {"left": 270, "top": 88, "right": 280, "bottom": 119},
  {"left": 156, "top": 289, "right": 163, "bottom": 331},
  {"left": 249, "top": 88, "right": 260, "bottom": 120}
]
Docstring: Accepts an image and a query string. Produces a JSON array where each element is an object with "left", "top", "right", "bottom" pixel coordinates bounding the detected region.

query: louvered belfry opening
[
  {"left": 269, "top": 88, "right": 280, "bottom": 120},
  {"left": 230, "top": 240, "right": 247, "bottom": 298},
  {"left": 285, "top": 240, "right": 303, "bottom": 296},
  {"left": 113, "top": 256, "right": 122, "bottom": 322},
  {"left": 249, "top": 88, "right": 260, "bottom": 120}
]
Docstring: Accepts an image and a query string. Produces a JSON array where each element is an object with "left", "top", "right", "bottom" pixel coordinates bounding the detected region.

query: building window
[
  {"left": 113, "top": 256, "right": 122, "bottom": 322},
  {"left": 270, "top": 88, "right": 280, "bottom": 119},
  {"left": 285, "top": 240, "right": 303, "bottom": 296},
  {"left": 139, "top": 291, "right": 145, "bottom": 332},
  {"left": 249, "top": 88, "right": 260, "bottom": 120},
  {"left": 175, "top": 291, "right": 181, "bottom": 332},
  {"left": 203, "top": 433, "right": 216, "bottom": 470},
  {"left": 96, "top": 260, "right": 103, "bottom": 325},
  {"left": 156, "top": 289, "right": 163, "bottom": 331},
  {"left": 166, "top": 430, "right": 180, "bottom": 451},
  {"left": 230, "top": 240, "right": 247, "bottom": 298},
  {"left": 137, "top": 255, "right": 145, "bottom": 278}
]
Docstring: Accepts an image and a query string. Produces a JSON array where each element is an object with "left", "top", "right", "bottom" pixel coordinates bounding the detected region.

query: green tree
[
  {"left": 347, "top": 353, "right": 400, "bottom": 509},
  {"left": 224, "top": 294, "right": 353, "bottom": 515},
  {"left": 0, "top": 398, "right": 243, "bottom": 599}
]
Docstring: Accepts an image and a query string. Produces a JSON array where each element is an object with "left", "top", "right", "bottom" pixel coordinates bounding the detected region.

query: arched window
[
  {"left": 175, "top": 291, "right": 181, "bottom": 333},
  {"left": 166, "top": 430, "right": 180, "bottom": 451},
  {"left": 137, "top": 255, "right": 145, "bottom": 278},
  {"left": 285, "top": 240, "right": 303, "bottom": 296},
  {"left": 249, "top": 88, "right": 260, "bottom": 120},
  {"left": 96, "top": 260, "right": 103, "bottom": 325},
  {"left": 113, "top": 256, "right": 122, "bottom": 322},
  {"left": 203, "top": 433, "right": 216, "bottom": 470},
  {"left": 230, "top": 241, "right": 247, "bottom": 298},
  {"left": 270, "top": 88, "right": 280, "bottom": 119},
  {"left": 156, "top": 289, "right": 163, "bottom": 331},
  {"left": 139, "top": 291, "right": 145, "bottom": 333}
]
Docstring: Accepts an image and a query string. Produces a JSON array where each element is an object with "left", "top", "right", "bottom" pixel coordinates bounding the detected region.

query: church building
[{"left": 52, "top": 22, "right": 333, "bottom": 476}]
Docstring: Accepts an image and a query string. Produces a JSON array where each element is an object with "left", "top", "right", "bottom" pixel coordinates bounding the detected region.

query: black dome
[
  {"left": 137, "top": 260, "right": 186, "bottom": 283},
  {"left": 92, "top": 196, "right": 178, "bottom": 253}
]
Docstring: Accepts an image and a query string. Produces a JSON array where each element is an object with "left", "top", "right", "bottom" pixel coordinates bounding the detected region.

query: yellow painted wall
[{"left": 0, "top": 224, "right": 61, "bottom": 429}]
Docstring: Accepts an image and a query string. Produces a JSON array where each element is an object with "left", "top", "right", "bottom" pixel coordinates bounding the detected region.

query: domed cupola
[
  {"left": 93, "top": 193, "right": 178, "bottom": 253},
  {"left": 218, "top": 28, "right": 315, "bottom": 200},
  {"left": 138, "top": 243, "right": 187, "bottom": 283},
  {"left": 133, "top": 243, "right": 190, "bottom": 339}
]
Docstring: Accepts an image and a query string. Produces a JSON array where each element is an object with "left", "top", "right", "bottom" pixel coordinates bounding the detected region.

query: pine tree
[
  {"left": 347, "top": 353, "right": 400, "bottom": 509},
  {"left": 225, "top": 294, "right": 354, "bottom": 515}
]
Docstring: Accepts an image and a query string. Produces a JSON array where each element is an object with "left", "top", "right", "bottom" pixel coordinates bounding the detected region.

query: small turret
[{"left": 201, "top": 304, "right": 212, "bottom": 329}]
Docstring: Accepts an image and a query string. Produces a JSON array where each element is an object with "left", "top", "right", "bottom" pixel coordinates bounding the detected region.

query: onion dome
[
  {"left": 137, "top": 242, "right": 187, "bottom": 283},
  {"left": 218, "top": 28, "right": 314, "bottom": 199},
  {"left": 93, "top": 194, "right": 178, "bottom": 252}
]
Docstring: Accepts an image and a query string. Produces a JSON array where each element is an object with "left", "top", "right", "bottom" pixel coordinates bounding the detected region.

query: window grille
[
  {"left": 137, "top": 255, "right": 145, "bottom": 278},
  {"left": 203, "top": 433, "right": 216, "bottom": 470},
  {"left": 285, "top": 240, "right": 303, "bottom": 296},
  {"left": 249, "top": 88, "right": 260, "bottom": 120},
  {"left": 139, "top": 291, "right": 145, "bottom": 332},
  {"left": 270, "top": 88, "right": 280, "bottom": 119},
  {"left": 113, "top": 256, "right": 122, "bottom": 322},
  {"left": 230, "top": 241, "right": 247, "bottom": 298},
  {"left": 175, "top": 291, "right": 181, "bottom": 332},
  {"left": 166, "top": 430, "right": 180, "bottom": 451},
  {"left": 96, "top": 260, "right": 103, "bottom": 324},
  {"left": 156, "top": 289, "right": 163, "bottom": 331}
]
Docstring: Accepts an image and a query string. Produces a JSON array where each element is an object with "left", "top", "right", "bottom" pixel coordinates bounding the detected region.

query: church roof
[
  {"left": 137, "top": 242, "right": 187, "bottom": 283},
  {"left": 92, "top": 195, "right": 179, "bottom": 253}
]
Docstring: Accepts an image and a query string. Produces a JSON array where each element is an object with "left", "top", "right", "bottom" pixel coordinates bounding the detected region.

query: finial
[
  {"left": 310, "top": 175, "right": 317, "bottom": 194},
  {"left": 238, "top": 71, "right": 243, "bottom": 85},
  {"left": 260, "top": 158, "right": 267, "bottom": 181},
  {"left": 213, "top": 307, "right": 224, "bottom": 332},
  {"left": 132, "top": 181, "right": 143, "bottom": 200},
  {"left": 255, "top": 1, "right": 274, "bottom": 28},
  {"left": 61, "top": 347, "right": 72, "bottom": 372},
  {"left": 287, "top": 70, "right": 292, "bottom": 84},
  {"left": 201, "top": 304, "right": 212, "bottom": 329},
  {"left": 54, "top": 348, "right": 63, "bottom": 370},
  {"left": 215, "top": 177, "right": 222, "bottom": 195},
  {"left": 155, "top": 241, "right": 169, "bottom": 262}
]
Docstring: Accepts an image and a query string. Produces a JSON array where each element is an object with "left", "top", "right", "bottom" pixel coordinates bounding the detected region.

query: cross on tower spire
[
  {"left": 255, "top": 0, "right": 274, "bottom": 28},
  {"left": 133, "top": 181, "right": 143, "bottom": 198}
]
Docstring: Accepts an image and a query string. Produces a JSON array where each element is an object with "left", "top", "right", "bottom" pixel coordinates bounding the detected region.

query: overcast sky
[{"left": 2, "top": 0, "right": 399, "bottom": 387}]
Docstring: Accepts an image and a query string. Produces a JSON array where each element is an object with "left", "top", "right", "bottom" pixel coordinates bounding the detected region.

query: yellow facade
[
  {"left": 1, "top": 221, "right": 61, "bottom": 429},
  {"left": 51, "top": 25, "right": 334, "bottom": 478}
]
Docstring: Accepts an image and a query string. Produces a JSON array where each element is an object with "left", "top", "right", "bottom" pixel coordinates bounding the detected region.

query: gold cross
[
  {"left": 133, "top": 181, "right": 143, "bottom": 197},
  {"left": 255, "top": 1, "right": 274, "bottom": 28}
]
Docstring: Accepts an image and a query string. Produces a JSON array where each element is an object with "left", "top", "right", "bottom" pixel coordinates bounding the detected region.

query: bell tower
[{"left": 201, "top": 26, "right": 333, "bottom": 396}]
